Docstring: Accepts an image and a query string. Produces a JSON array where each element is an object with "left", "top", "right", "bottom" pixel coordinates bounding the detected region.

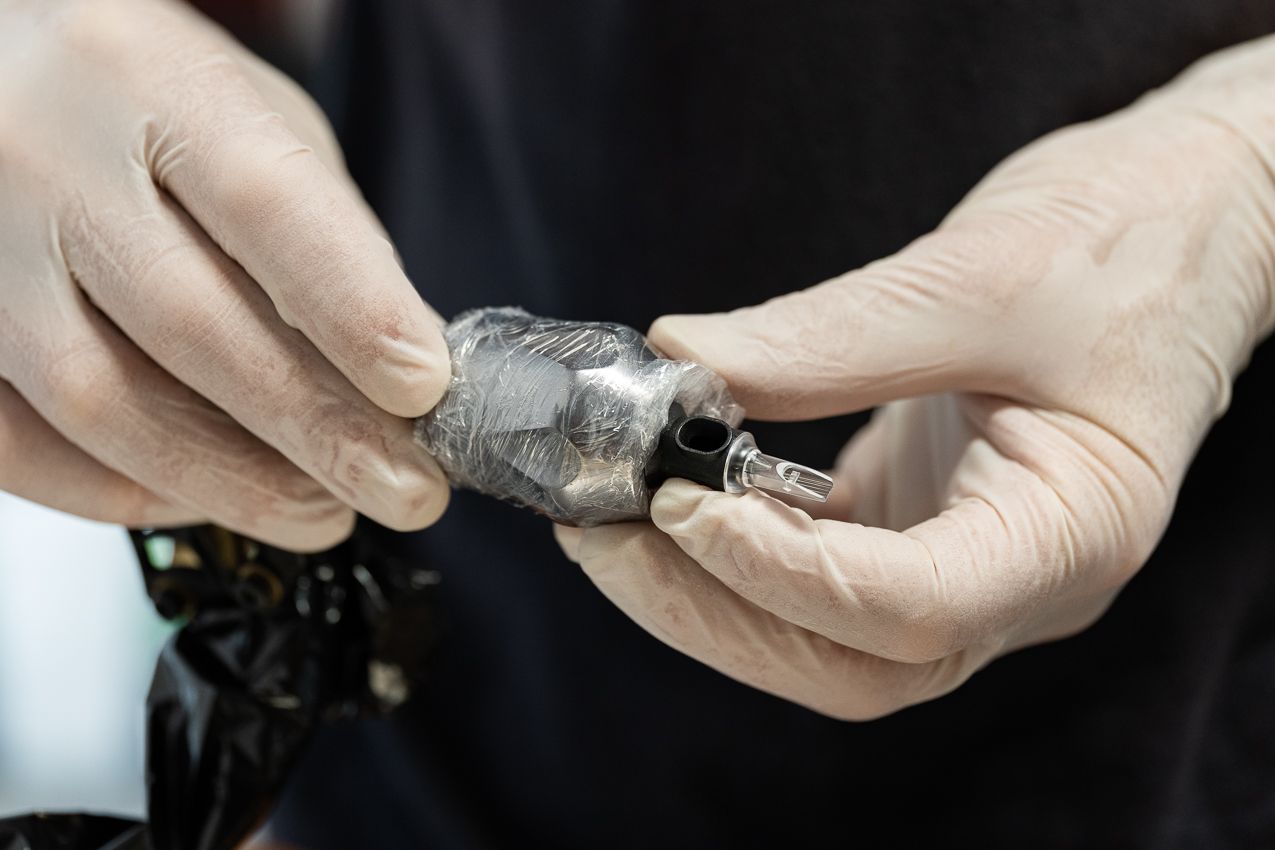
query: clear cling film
[
  {"left": 416, "top": 307, "right": 741, "bottom": 526},
  {"left": 416, "top": 307, "right": 832, "bottom": 526}
]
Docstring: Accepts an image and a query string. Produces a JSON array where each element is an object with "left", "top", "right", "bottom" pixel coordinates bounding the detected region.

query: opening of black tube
[{"left": 675, "top": 416, "right": 732, "bottom": 454}]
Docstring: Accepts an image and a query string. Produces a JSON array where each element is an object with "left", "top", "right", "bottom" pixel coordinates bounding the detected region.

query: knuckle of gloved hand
[
  {"left": 55, "top": 0, "right": 170, "bottom": 74},
  {"left": 98, "top": 480, "right": 175, "bottom": 527},
  {"left": 125, "top": 248, "right": 244, "bottom": 369},
  {"left": 202, "top": 121, "right": 310, "bottom": 225},
  {"left": 818, "top": 686, "right": 910, "bottom": 723},
  {"left": 818, "top": 658, "right": 936, "bottom": 722},
  {"left": 258, "top": 463, "right": 347, "bottom": 515},
  {"left": 56, "top": 0, "right": 132, "bottom": 58},
  {"left": 43, "top": 343, "right": 121, "bottom": 433},
  {"left": 226, "top": 469, "right": 352, "bottom": 545},
  {"left": 240, "top": 54, "right": 341, "bottom": 159},
  {"left": 822, "top": 651, "right": 975, "bottom": 723},
  {"left": 869, "top": 601, "right": 970, "bottom": 665}
]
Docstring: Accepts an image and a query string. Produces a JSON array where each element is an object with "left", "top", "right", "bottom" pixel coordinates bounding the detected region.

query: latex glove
[
  {"left": 557, "top": 37, "right": 1275, "bottom": 719},
  {"left": 0, "top": 0, "right": 450, "bottom": 550}
]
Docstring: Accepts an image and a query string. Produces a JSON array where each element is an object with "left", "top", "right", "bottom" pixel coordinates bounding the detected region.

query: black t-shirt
[{"left": 273, "top": 2, "right": 1275, "bottom": 847}]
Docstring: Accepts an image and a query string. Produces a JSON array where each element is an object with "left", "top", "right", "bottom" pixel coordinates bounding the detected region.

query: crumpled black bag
[
  {"left": 1, "top": 523, "right": 438, "bottom": 850},
  {"left": 0, "top": 816, "right": 146, "bottom": 850}
]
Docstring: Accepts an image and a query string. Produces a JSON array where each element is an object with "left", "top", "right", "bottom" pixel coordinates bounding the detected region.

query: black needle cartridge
[{"left": 651, "top": 415, "right": 834, "bottom": 502}]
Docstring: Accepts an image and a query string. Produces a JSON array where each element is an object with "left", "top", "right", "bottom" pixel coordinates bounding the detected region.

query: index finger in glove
[{"left": 123, "top": 5, "right": 449, "bottom": 418}]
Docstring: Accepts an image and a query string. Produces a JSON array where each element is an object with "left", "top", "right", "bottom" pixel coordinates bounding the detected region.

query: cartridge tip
[
  {"left": 740, "top": 451, "right": 835, "bottom": 503},
  {"left": 772, "top": 461, "right": 835, "bottom": 502}
]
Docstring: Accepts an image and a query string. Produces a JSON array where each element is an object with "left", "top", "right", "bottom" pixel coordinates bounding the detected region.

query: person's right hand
[{"left": 0, "top": 0, "right": 453, "bottom": 550}]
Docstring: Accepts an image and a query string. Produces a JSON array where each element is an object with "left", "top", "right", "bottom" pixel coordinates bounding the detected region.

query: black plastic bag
[
  {"left": 0, "top": 815, "right": 147, "bottom": 850},
  {"left": 3, "top": 523, "right": 438, "bottom": 850}
]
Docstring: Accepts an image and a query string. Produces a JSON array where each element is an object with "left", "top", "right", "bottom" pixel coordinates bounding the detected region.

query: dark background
[{"left": 195, "top": 2, "right": 1275, "bottom": 847}]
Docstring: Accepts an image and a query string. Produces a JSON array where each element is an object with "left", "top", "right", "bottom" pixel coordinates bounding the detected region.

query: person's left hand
[{"left": 555, "top": 37, "right": 1275, "bottom": 719}]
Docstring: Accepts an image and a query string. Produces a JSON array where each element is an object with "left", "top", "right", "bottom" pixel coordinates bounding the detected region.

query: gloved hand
[
  {"left": 557, "top": 37, "right": 1275, "bottom": 719},
  {"left": 0, "top": 0, "right": 450, "bottom": 550}
]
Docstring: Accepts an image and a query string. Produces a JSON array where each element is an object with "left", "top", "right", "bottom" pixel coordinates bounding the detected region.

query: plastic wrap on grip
[{"left": 415, "top": 307, "right": 742, "bottom": 526}]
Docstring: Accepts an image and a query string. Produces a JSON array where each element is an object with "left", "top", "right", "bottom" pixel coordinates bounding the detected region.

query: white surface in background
[{"left": 0, "top": 493, "right": 171, "bottom": 819}]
